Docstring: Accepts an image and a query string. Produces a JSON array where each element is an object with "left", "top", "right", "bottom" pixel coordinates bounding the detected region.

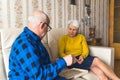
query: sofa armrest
[{"left": 89, "top": 46, "right": 114, "bottom": 69}]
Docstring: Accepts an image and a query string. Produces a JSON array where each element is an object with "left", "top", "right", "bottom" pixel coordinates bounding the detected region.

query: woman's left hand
[{"left": 77, "top": 56, "right": 84, "bottom": 64}]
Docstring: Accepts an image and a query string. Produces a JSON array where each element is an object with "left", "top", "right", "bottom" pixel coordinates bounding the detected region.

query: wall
[{"left": 0, "top": 0, "right": 109, "bottom": 46}]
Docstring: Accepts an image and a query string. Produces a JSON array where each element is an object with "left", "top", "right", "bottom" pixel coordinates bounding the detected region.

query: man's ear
[{"left": 39, "top": 22, "right": 45, "bottom": 29}]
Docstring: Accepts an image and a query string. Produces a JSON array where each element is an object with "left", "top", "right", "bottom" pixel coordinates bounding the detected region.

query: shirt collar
[{"left": 24, "top": 26, "right": 41, "bottom": 41}]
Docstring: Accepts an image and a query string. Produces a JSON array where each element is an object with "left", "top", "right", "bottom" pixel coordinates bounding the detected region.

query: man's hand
[
  {"left": 77, "top": 56, "right": 84, "bottom": 64},
  {"left": 63, "top": 54, "right": 77, "bottom": 66}
]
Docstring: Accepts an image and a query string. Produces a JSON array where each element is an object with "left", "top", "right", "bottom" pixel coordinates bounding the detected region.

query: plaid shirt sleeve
[{"left": 8, "top": 27, "right": 67, "bottom": 80}]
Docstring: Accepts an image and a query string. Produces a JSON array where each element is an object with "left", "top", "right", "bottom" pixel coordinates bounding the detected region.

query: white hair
[
  {"left": 68, "top": 20, "right": 79, "bottom": 28},
  {"left": 28, "top": 13, "right": 47, "bottom": 26}
]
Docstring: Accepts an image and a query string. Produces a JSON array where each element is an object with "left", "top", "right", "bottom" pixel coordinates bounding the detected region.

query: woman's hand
[{"left": 77, "top": 56, "right": 84, "bottom": 64}]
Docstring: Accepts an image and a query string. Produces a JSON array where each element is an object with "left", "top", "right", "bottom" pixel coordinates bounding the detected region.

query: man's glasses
[{"left": 44, "top": 23, "right": 52, "bottom": 31}]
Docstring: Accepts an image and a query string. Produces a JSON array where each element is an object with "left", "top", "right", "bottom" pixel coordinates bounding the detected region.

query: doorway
[{"left": 109, "top": 0, "right": 120, "bottom": 59}]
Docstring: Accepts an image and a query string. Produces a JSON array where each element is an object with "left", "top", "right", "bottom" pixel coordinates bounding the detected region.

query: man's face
[
  {"left": 68, "top": 24, "right": 78, "bottom": 37},
  {"left": 39, "top": 22, "right": 52, "bottom": 39}
]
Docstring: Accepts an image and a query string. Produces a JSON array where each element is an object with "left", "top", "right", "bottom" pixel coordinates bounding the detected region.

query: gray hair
[
  {"left": 68, "top": 20, "right": 79, "bottom": 29},
  {"left": 28, "top": 13, "right": 47, "bottom": 26}
]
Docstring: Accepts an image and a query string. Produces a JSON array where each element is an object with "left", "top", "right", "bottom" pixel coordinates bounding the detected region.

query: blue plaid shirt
[{"left": 8, "top": 27, "right": 66, "bottom": 80}]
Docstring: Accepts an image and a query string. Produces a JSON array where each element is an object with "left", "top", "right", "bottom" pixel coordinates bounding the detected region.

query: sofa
[{"left": 0, "top": 27, "right": 114, "bottom": 80}]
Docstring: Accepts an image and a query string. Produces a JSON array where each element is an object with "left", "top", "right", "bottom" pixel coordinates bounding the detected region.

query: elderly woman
[{"left": 58, "top": 20, "right": 120, "bottom": 80}]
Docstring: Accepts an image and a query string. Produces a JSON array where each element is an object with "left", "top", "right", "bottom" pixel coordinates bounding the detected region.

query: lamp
[
  {"left": 82, "top": 0, "right": 91, "bottom": 27},
  {"left": 82, "top": 0, "right": 102, "bottom": 46},
  {"left": 85, "top": 0, "right": 91, "bottom": 16},
  {"left": 82, "top": 0, "right": 95, "bottom": 39}
]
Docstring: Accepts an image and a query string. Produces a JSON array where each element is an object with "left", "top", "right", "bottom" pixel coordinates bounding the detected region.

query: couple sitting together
[{"left": 8, "top": 10, "right": 120, "bottom": 80}]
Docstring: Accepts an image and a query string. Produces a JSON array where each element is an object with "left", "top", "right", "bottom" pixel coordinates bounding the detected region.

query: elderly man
[{"left": 8, "top": 10, "right": 76, "bottom": 80}]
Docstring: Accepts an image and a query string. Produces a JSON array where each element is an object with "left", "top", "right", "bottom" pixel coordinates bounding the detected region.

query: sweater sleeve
[
  {"left": 81, "top": 35, "right": 89, "bottom": 58},
  {"left": 58, "top": 35, "right": 67, "bottom": 57}
]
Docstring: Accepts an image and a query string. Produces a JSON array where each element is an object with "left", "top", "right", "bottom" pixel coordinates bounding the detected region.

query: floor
[{"left": 114, "top": 60, "right": 120, "bottom": 78}]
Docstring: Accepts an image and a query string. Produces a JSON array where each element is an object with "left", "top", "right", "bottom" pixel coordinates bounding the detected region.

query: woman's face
[{"left": 68, "top": 24, "right": 78, "bottom": 37}]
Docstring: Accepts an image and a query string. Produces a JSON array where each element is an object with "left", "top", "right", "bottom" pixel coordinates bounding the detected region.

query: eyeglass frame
[{"left": 44, "top": 22, "right": 52, "bottom": 31}]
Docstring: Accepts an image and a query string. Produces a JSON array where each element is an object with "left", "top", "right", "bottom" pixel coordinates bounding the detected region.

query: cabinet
[{"left": 109, "top": 0, "right": 120, "bottom": 59}]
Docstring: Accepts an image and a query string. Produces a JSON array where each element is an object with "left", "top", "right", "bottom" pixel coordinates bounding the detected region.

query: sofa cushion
[
  {"left": 47, "top": 28, "right": 67, "bottom": 60},
  {"left": 1, "top": 28, "right": 23, "bottom": 79},
  {"left": 0, "top": 52, "right": 7, "bottom": 80},
  {"left": 89, "top": 46, "right": 114, "bottom": 69},
  {"left": 0, "top": 29, "right": 8, "bottom": 80},
  {"left": 82, "top": 71, "right": 99, "bottom": 80},
  {"left": 1, "top": 28, "right": 23, "bottom": 50},
  {"left": 2, "top": 49, "right": 10, "bottom": 79}
]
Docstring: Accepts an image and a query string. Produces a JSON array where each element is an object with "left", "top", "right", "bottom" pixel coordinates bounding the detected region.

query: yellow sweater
[{"left": 58, "top": 34, "right": 89, "bottom": 58}]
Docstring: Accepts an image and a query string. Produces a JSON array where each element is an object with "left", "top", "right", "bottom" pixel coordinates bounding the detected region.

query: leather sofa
[{"left": 0, "top": 27, "right": 114, "bottom": 80}]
